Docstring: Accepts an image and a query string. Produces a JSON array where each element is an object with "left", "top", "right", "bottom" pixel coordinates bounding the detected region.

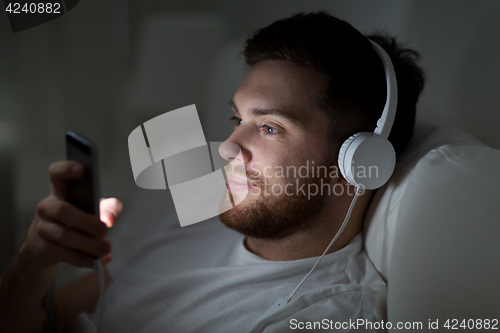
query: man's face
[{"left": 219, "top": 60, "right": 344, "bottom": 239}]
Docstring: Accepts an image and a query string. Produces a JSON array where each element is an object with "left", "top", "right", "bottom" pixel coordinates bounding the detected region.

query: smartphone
[{"left": 66, "top": 132, "right": 101, "bottom": 216}]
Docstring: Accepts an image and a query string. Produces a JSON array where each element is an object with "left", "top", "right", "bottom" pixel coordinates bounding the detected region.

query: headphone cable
[{"left": 257, "top": 185, "right": 364, "bottom": 321}]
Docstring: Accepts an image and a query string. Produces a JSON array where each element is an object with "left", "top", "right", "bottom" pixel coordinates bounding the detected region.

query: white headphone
[{"left": 337, "top": 40, "right": 398, "bottom": 190}]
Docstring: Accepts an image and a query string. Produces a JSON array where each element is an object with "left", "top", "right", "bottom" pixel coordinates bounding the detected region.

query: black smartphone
[{"left": 66, "top": 132, "right": 101, "bottom": 216}]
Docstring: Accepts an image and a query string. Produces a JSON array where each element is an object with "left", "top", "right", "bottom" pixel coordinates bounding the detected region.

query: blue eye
[
  {"left": 263, "top": 125, "right": 278, "bottom": 135},
  {"left": 230, "top": 116, "right": 279, "bottom": 135},
  {"left": 230, "top": 116, "right": 242, "bottom": 127}
]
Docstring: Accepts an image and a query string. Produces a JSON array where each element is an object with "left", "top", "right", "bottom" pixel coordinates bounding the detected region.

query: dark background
[{"left": 0, "top": 0, "right": 499, "bottom": 283}]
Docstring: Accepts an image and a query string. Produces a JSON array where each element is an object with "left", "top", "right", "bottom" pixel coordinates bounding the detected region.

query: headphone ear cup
[
  {"left": 337, "top": 132, "right": 396, "bottom": 190},
  {"left": 338, "top": 132, "right": 362, "bottom": 182}
]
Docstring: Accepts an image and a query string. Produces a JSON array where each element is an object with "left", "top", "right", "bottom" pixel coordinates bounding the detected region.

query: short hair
[{"left": 243, "top": 11, "right": 426, "bottom": 156}]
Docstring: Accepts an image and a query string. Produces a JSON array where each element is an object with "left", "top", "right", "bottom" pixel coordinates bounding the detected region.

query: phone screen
[{"left": 66, "top": 132, "right": 100, "bottom": 216}]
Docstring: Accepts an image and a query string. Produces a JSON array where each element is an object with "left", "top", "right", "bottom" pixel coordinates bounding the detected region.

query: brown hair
[{"left": 243, "top": 12, "right": 425, "bottom": 155}]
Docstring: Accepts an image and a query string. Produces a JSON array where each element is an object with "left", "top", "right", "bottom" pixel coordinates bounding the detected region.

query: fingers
[
  {"left": 37, "top": 219, "right": 111, "bottom": 258},
  {"left": 35, "top": 238, "right": 96, "bottom": 268},
  {"left": 48, "top": 161, "right": 84, "bottom": 200},
  {"left": 32, "top": 196, "right": 113, "bottom": 268},
  {"left": 37, "top": 196, "right": 108, "bottom": 237},
  {"left": 24, "top": 161, "right": 123, "bottom": 270},
  {"left": 99, "top": 198, "right": 123, "bottom": 227},
  {"left": 100, "top": 253, "right": 112, "bottom": 266}
]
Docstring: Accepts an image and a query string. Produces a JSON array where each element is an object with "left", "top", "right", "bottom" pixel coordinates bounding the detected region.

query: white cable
[
  {"left": 284, "top": 185, "right": 364, "bottom": 302},
  {"left": 93, "top": 258, "right": 106, "bottom": 332}
]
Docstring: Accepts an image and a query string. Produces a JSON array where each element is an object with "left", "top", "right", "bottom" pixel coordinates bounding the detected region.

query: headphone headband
[{"left": 369, "top": 40, "right": 398, "bottom": 139}]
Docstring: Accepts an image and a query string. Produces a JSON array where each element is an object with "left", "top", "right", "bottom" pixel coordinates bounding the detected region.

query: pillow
[
  {"left": 363, "top": 119, "right": 485, "bottom": 281},
  {"left": 387, "top": 143, "right": 500, "bottom": 321}
]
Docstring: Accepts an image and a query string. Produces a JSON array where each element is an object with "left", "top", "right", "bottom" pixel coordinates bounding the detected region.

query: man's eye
[
  {"left": 230, "top": 116, "right": 242, "bottom": 127},
  {"left": 230, "top": 117, "right": 278, "bottom": 135},
  {"left": 262, "top": 125, "right": 278, "bottom": 135}
]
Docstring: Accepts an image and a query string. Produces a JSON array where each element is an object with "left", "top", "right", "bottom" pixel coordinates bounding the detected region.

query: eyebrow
[{"left": 229, "top": 99, "right": 302, "bottom": 126}]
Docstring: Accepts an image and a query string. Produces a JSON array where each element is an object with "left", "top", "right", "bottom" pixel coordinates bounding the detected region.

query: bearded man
[{"left": 0, "top": 11, "right": 424, "bottom": 333}]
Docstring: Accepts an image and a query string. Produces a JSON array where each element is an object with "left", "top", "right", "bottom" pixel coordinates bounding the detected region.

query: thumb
[{"left": 99, "top": 198, "right": 123, "bottom": 227}]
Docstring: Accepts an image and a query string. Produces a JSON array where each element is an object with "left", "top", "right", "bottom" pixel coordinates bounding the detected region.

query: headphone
[{"left": 337, "top": 40, "right": 397, "bottom": 190}]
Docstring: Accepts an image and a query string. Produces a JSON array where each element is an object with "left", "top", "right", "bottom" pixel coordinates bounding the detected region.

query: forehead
[{"left": 232, "top": 60, "right": 329, "bottom": 125}]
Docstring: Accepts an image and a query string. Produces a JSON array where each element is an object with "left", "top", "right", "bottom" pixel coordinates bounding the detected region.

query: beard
[{"left": 219, "top": 161, "right": 332, "bottom": 239}]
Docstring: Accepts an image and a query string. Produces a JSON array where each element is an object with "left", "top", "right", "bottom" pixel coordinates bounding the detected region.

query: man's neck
[{"left": 244, "top": 190, "right": 374, "bottom": 261}]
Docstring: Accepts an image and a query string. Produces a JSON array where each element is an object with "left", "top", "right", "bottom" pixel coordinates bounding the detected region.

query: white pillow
[
  {"left": 363, "top": 120, "right": 485, "bottom": 281},
  {"left": 387, "top": 143, "right": 500, "bottom": 322}
]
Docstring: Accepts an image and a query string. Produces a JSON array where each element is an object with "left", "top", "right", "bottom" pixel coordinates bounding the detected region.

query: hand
[{"left": 21, "top": 161, "right": 123, "bottom": 269}]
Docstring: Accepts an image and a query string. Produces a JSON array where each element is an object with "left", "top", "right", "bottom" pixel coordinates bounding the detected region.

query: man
[{"left": 0, "top": 12, "right": 425, "bottom": 332}]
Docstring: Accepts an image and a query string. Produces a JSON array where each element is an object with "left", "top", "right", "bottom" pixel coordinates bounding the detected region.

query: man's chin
[
  {"left": 228, "top": 187, "right": 260, "bottom": 204},
  {"left": 219, "top": 193, "right": 325, "bottom": 240},
  {"left": 219, "top": 197, "right": 274, "bottom": 238}
]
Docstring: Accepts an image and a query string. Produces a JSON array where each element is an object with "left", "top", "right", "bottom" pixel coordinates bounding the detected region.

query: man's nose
[{"left": 218, "top": 142, "right": 242, "bottom": 162}]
